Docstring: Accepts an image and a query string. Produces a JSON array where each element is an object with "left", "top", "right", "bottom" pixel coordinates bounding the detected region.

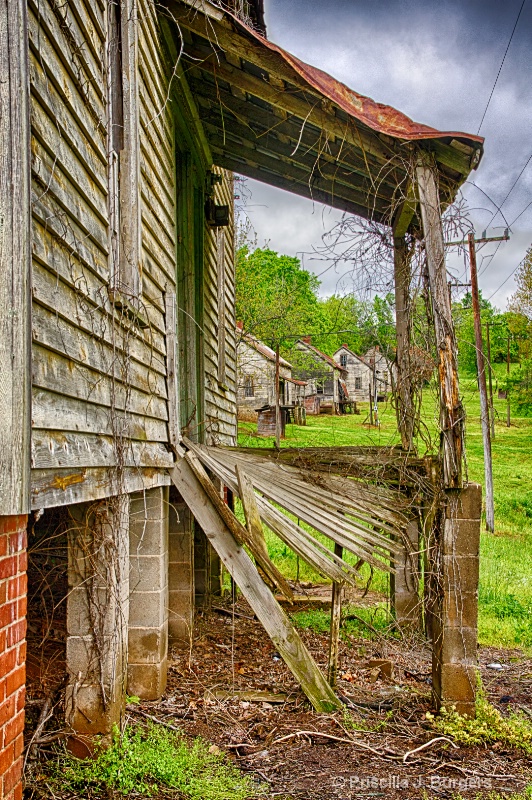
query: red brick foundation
[{"left": 0, "top": 515, "right": 27, "bottom": 800}]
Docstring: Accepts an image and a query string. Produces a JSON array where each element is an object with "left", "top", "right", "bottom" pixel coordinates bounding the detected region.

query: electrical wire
[
  {"left": 486, "top": 253, "right": 527, "bottom": 301},
  {"left": 487, "top": 150, "right": 532, "bottom": 225},
  {"left": 477, "top": 0, "right": 527, "bottom": 134}
]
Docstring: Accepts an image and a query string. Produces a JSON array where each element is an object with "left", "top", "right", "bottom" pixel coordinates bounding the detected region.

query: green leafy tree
[
  {"left": 507, "top": 246, "right": 532, "bottom": 411},
  {"left": 235, "top": 246, "right": 325, "bottom": 349},
  {"left": 453, "top": 291, "right": 513, "bottom": 373}
]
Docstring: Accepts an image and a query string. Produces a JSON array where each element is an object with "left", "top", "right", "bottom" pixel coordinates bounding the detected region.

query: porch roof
[{"left": 169, "top": 0, "right": 483, "bottom": 228}]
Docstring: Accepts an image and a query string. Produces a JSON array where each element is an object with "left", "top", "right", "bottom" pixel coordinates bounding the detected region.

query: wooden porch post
[
  {"left": 416, "top": 153, "right": 464, "bottom": 488},
  {"left": 393, "top": 236, "right": 414, "bottom": 450}
]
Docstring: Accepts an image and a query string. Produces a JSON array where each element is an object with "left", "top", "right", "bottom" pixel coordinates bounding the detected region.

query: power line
[
  {"left": 477, "top": 0, "right": 527, "bottom": 134},
  {"left": 487, "top": 150, "right": 532, "bottom": 225},
  {"left": 486, "top": 252, "right": 527, "bottom": 301},
  {"left": 509, "top": 198, "right": 532, "bottom": 227}
]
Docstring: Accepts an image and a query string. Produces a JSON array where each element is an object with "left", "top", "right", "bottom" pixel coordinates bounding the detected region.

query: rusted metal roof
[
  {"left": 228, "top": 12, "right": 484, "bottom": 150},
  {"left": 242, "top": 332, "right": 292, "bottom": 369},
  {"left": 173, "top": 1, "right": 484, "bottom": 224}
]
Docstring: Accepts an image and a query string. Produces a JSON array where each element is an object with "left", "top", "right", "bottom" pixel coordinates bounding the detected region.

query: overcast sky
[{"left": 238, "top": 0, "right": 532, "bottom": 309}]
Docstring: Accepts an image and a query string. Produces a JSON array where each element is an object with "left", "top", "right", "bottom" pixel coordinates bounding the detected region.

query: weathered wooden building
[
  {"left": 294, "top": 338, "right": 348, "bottom": 414},
  {"left": 0, "top": 0, "right": 485, "bottom": 793},
  {"left": 236, "top": 328, "right": 306, "bottom": 417},
  {"left": 333, "top": 345, "right": 392, "bottom": 402}
]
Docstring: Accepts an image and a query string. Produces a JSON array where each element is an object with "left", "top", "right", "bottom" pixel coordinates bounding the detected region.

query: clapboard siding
[
  {"left": 138, "top": 0, "right": 176, "bottom": 294},
  {"left": 29, "top": 0, "right": 176, "bottom": 507},
  {"left": 203, "top": 169, "right": 237, "bottom": 445},
  {"left": 28, "top": 0, "right": 236, "bottom": 506}
]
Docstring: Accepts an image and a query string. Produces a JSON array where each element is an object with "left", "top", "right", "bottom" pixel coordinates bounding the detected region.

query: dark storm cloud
[{"left": 242, "top": 0, "right": 532, "bottom": 308}]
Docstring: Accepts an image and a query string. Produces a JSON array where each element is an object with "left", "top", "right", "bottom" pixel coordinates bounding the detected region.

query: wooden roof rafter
[{"left": 165, "top": 0, "right": 483, "bottom": 231}]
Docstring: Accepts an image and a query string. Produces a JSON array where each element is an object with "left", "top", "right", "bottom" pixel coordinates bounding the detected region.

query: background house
[
  {"left": 294, "top": 338, "right": 349, "bottom": 414},
  {"left": 334, "top": 345, "right": 392, "bottom": 402},
  {"left": 236, "top": 328, "right": 307, "bottom": 418}
]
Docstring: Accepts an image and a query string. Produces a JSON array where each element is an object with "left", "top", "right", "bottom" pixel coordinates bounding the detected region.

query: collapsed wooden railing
[{"left": 168, "top": 440, "right": 422, "bottom": 711}]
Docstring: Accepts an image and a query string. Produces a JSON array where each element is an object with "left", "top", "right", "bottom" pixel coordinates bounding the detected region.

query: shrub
[
  {"left": 51, "top": 723, "right": 258, "bottom": 799},
  {"left": 430, "top": 686, "right": 532, "bottom": 755}
]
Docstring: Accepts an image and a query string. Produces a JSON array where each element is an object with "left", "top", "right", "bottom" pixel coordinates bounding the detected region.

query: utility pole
[
  {"left": 485, "top": 322, "right": 495, "bottom": 440},
  {"left": 275, "top": 344, "right": 281, "bottom": 448},
  {"left": 468, "top": 232, "right": 494, "bottom": 533},
  {"left": 506, "top": 336, "right": 511, "bottom": 428}
]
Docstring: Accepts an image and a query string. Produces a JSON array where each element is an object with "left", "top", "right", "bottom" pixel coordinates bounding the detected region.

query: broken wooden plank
[
  {"left": 327, "top": 544, "right": 344, "bottom": 688},
  {"left": 236, "top": 464, "right": 268, "bottom": 552},
  {"left": 184, "top": 451, "right": 293, "bottom": 600},
  {"left": 168, "top": 458, "right": 340, "bottom": 713}
]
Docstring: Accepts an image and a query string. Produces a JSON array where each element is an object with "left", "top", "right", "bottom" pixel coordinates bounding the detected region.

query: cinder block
[
  {"left": 169, "top": 561, "right": 193, "bottom": 591},
  {"left": 168, "top": 499, "right": 190, "bottom": 534},
  {"left": 130, "top": 554, "right": 168, "bottom": 593},
  {"left": 168, "top": 589, "right": 193, "bottom": 645},
  {"left": 128, "top": 590, "right": 167, "bottom": 628},
  {"left": 442, "top": 591, "right": 478, "bottom": 630},
  {"left": 127, "top": 659, "right": 167, "bottom": 700},
  {"left": 442, "top": 555, "right": 479, "bottom": 594},
  {"left": 66, "top": 586, "right": 115, "bottom": 636},
  {"left": 393, "top": 594, "right": 421, "bottom": 627},
  {"left": 129, "top": 487, "right": 169, "bottom": 555},
  {"left": 445, "top": 483, "right": 482, "bottom": 521},
  {"left": 128, "top": 625, "right": 167, "bottom": 664},
  {"left": 443, "top": 519, "right": 481, "bottom": 557},
  {"left": 169, "top": 530, "right": 193, "bottom": 564},
  {"left": 65, "top": 678, "right": 125, "bottom": 737},
  {"left": 440, "top": 626, "right": 477, "bottom": 665},
  {"left": 440, "top": 663, "right": 478, "bottom": 708}
]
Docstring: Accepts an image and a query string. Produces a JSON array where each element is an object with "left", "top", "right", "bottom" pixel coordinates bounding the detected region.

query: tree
[
  {"left": 235, "top": 246, "right": 325, "bottom": 348},
  {"left": 507, "top": 246, "right": 532, "bottom": 412},
  {"left": 509, "top": 245, "right": 532, "bottom": 322},
  {"left": 453, "top": 291, "right": 513, "bottom": 374}
]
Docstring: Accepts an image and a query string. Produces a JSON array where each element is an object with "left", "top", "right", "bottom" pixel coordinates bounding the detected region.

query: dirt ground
[
  {"left": 130, "top": 588, "right": 532, "bottom": 800},
  {"left": 24, "top": 586, "right": 532, "bottom": 799}
]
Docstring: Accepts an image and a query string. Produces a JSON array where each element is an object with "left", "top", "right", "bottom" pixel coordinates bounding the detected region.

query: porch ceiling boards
[{"left": 167, "top": 0, "right": 483, "bottom": 228}]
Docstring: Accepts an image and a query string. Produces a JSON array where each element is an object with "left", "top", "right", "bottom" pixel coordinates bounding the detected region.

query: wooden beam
[
  {"left": 173, "top": 4, "right": 476, "bottom": 177},
  {"left": 209, "top": 149, "right": 386, "bottom": 221},
  {"left": 392, "top": 181, "right": 417, "bottom": 238},
  {"left": 393, "top": 236, "right": 415, "bottom": 450},
  {"left": 0, "top": 0, "right": 31, "bottom": 514},
  {"left": 169, "top": 457, "right": 340, "bottom": 712},
  {"left": 416, "top": 152, "right": 464, "bottom": 488},
  {"left": 185, "top": 451, "right": 293, "bottom": 600},
  {"left": 193, "top": 85, "right": 389, "bottom": 183},
  {"left": 201, "top": 117, "right": 393, "bottom": 207}
]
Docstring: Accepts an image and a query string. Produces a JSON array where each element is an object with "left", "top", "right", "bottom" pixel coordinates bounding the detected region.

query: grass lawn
[{"left": 237, "top": 369, "right": 532, "bottom": 651}]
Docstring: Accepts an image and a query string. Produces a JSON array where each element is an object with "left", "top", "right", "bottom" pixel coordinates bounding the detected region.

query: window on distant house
[
  {"left": 340, "top": 354, "right": 347, "bottom": 367},
  {"left": 382, "top": 371, "right": 388, "bottom": 383},
  {"left": 316, "top": 380, "right": 324, "bottom": 395},
  {"left": 244, "top": 376, "right": 254, "bottom": 397},
  {"left": 355, "top": 376, "right": 362, "bottom": 390}
]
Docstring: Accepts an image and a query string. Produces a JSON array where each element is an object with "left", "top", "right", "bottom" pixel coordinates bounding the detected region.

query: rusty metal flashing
[{"left": 173, "top": 1, "right": 483, "bottom": 173}]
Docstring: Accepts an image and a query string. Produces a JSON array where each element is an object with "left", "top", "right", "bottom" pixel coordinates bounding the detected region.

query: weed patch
[
  {"left": 430, "top": 686, "right": 532, "bottom": 755},
  {"left": 47, "top": 723, "right": 258, "bottom": 798}
]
